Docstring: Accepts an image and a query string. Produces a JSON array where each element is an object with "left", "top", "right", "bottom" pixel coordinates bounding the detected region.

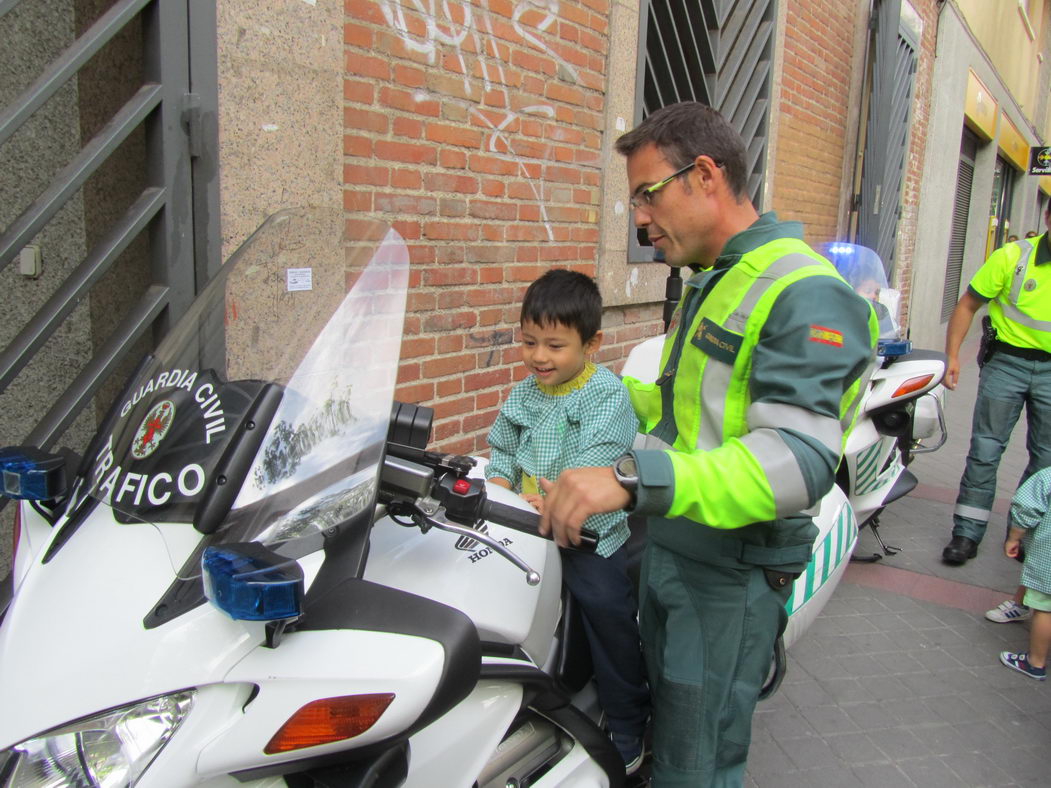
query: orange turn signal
[
  {"left": 891, "top": 374, "right": 934, "bottom": 399},
  {"left": 264, "top": 693, "right": 396, "bottom": 754}
]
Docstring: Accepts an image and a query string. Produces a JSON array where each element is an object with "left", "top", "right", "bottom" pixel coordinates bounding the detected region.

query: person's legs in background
[{"left": 945, "top": 355, "right": 1028, "bottom": 564}]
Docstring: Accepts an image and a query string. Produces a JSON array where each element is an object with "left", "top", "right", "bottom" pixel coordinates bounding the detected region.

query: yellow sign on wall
[
  {"left": 999, "top": 113, "right": 1030, "bottom": 171},
  {"left": 964, "top": 69, "right": 997, "bottom": 141}
]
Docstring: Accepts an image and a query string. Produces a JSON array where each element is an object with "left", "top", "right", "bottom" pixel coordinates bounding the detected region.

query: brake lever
[{"left": 419, "top": 511, "right": 542, "bottom": 586}]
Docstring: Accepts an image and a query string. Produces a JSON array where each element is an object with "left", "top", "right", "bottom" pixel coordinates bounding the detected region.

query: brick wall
[
  {"left": 772, "top": 0, "right": 862, "bottom": 245},
  {"left": 346, "top": 0, "right": 947, "bottom": 456},
  {"left": 773, "top": 0, "right": 940, "bottom": 331},
  {"left": 343, "top": 0, "right": 661, "bottom": 454}
]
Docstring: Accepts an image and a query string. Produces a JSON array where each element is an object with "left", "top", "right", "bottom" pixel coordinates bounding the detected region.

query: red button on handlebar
[{"left": 452, "top": 479, "right": 471, "bottom": 495}]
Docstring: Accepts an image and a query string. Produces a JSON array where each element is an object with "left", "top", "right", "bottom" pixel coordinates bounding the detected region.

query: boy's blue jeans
[
  {"left": 561, "top": 544, "right": 650, "bottom": 740},
  {"left": 953, "top": 352, "right": 1051, "bottom": 544}
]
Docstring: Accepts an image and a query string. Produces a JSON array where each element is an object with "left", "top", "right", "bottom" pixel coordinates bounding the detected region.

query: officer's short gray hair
[{"left": 614, "top": 102, "right": 749, "bottom": 202}]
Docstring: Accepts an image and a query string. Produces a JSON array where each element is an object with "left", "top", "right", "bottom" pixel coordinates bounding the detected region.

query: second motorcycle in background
[{"left": 820, "top": 242, "right": 947, "bottom": 561}]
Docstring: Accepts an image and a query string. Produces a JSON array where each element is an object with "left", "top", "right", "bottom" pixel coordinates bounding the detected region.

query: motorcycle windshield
[
  {"left": 819, "top": 242, "right": 900, "bottom": 339},
  {"left": 76, "top": 208, "right": 408, "bottom": 579}
]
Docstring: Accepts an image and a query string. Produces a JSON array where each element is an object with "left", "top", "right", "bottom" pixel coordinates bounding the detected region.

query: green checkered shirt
[
  {"left": 486, "top": 362, "right": 638, "bottom": 557},
  {"left": 1010, "top": 466, "right": 1051, "bottom": 595}
]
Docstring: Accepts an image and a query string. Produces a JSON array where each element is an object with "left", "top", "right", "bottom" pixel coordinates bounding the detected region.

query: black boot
[{"left": 942, "top": 535, "right": 978, "bottom": 565}]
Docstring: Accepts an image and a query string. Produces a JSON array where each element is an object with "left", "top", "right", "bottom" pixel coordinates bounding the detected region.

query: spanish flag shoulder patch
[{"left": 809, "top": 325, "right": 844, "bottom": 347}]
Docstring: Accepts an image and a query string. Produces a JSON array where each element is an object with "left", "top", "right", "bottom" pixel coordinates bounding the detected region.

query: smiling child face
[{"left": 519, "top": 319, "right": 601, "bottom": 387}]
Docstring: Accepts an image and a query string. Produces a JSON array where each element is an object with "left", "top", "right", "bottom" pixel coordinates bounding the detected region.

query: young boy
[
  {"left": 486, "top": 269, "right": 650, "bottom": 772},
  {"left": 999, "top": 465, "right": 1051, "bottom": 680}
]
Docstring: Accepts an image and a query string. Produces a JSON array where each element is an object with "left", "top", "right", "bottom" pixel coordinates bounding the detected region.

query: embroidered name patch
[
  {"left": 693, "top": 318, "right": 743, "bottom": 363},
  {"left": 809, "top": 325, "right": 844, "bottom": 347}
]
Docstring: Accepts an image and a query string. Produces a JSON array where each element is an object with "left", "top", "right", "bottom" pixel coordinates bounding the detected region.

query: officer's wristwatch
[{"left": 613, "top": 453, "right": 639, "bottom": 508}]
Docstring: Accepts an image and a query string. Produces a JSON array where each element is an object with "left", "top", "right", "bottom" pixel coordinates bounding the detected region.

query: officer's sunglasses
[{"left": 629, "top": 159, "right": 726, "bottom": 210}]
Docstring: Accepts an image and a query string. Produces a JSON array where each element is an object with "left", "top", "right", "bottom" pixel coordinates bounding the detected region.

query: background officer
[{"left": 942, "top": 202, "right": 1051, "bottom": 566}]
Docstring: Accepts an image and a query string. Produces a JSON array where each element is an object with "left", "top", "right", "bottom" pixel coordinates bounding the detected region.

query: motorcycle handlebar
[{"left": 481, "top": 498, "right": 598, "bottom": 553}]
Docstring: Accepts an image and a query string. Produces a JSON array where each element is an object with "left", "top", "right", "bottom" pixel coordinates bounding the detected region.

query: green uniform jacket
[{"left": 625, "top": 214, "right": 877, "bottom": 571}]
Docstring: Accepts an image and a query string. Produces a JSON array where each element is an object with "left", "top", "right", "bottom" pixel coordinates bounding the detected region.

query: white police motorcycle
[
  {"left": 0, "top": 209, "right": 620, "bottom": 787},
  {"left": 819, "top": 242, "right": 947, "bottom": 560},
  {"left": 0, "top": 209, "right": 860, "bottom": 787}
]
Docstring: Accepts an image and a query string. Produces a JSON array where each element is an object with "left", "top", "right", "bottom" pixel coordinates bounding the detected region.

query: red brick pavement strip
[{"left": 844, "top": 560, "right": 1006, "bottom": 616}]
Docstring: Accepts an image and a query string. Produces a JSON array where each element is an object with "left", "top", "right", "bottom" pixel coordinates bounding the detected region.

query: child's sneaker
[
  {"left": 999, "top": 651, "right": 1046, "bottom": 680},
  {"left": 985, "top": 600, "right": 1032, "bottom": 623},
  {"left": 611, "top": 731, "right": 644, "bottom": 776}
]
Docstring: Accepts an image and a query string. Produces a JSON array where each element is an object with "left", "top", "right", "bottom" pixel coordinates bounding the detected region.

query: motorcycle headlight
[{"left": 1, "top": 690, "right": 194, "bottom": 787}]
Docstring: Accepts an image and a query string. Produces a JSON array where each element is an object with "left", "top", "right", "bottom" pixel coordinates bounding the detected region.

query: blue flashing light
[
  {"left": 0, "top": 446, "right": 67, "bottom": 500},
  {"left": 878, "top": 339, "right": 912, "bottom": 358},
  {"left": 202, "top": 543, "right": 304, "bottom": 622}
]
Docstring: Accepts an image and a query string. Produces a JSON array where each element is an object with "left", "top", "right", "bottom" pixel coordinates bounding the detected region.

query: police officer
[
  {"left": 942, "top": 202, "right": 1051, "bottom": 566},
  {"left": 539, "top": 102, "right": 876, "bottom": 786}
]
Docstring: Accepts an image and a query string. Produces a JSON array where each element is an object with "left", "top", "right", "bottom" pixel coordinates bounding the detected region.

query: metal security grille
[
  {"left": 855, "top": 0, "right": 918, "bottom": 278},
  {"left": 941, "top": 128, "right": 978, "bottom": 322},
  {"left": 0, "top": 0, "right": 217, "bottom": 450},
  {"left": 631, "top": 0, "right": 775, "bottom": 261}
]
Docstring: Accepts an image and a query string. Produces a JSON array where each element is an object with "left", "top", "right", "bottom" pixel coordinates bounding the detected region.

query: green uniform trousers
[{"left": 640, "top": 541, "right": 790, "bottom": 787}]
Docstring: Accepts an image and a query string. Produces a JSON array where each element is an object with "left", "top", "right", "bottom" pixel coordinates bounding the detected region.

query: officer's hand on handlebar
[{"left": 538, "top": 467, "right": 631, "bottom": 548}]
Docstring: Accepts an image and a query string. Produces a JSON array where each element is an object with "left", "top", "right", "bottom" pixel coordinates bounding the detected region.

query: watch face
[{"left": 616, "top": 455, "right": 637, "bottom": 478}]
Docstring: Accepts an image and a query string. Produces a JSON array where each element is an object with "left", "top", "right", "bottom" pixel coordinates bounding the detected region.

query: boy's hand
[
  {"left": 521, "top": 493, "right": 544, "bottom": 513},
  {"left": 1005, "top": 537, "right": 1023, "bottom": 559},
  {"left": 539, "top": 467, "right": 629, "bottom": 547}
]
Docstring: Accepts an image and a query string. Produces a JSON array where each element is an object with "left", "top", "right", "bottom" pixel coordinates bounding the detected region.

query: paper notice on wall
[{"left": 286, "top": 268, "right": 313, "bottom": 292}]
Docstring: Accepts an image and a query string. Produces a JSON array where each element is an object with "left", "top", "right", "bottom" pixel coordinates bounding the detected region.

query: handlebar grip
[{"left": 482, "top": 498, "right": 598, "bottom": 553}]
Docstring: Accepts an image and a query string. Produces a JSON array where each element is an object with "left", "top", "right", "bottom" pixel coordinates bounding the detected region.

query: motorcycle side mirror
[{"left": 0, "top": 446, "right": 68, "bottom": 501}]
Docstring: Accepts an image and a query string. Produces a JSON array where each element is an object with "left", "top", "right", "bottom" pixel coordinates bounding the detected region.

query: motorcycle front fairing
[{"left": 0, "top": 210, "right": 478, "bottom": 782}]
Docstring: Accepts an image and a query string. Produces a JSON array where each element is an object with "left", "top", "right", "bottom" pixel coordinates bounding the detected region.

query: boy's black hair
[{"left": 520, "top": 269, "right": 602, "bottom": 342}]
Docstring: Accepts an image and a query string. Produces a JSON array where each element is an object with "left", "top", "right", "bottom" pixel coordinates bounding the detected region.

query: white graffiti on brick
[{"left": 379, "top": 0, "right": 585, "bottom": 240}]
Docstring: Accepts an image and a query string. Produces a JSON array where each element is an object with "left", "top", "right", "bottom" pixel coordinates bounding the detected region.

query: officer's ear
[{"left": 693, "top": 155, "right": 723, "bottom": 195}]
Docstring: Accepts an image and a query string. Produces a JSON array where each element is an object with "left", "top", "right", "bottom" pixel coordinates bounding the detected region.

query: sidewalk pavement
[{"left": 745, "top": 336, "right": 1049, "bottom": 788}]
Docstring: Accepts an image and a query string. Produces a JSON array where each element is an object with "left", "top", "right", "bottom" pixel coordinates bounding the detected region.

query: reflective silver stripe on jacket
[
  {"left": 738, "top": 429, "right": 811, "bottom": 514},
  {"left": 698, "top": 358, "right": 731, "bottom": 450},
  {"left": 1002, "top": 240, "right": 1051, "bottom": 330},
  {"left": 840, "top": 357, "right": 877, "bottom": 435},
  {"left": 748, "top": 401, "right": 844, "bottom": 454},
  {"left": 1000, "top": 302, "right": 1051, "bottom": 332},
  {"left": 724, "top": 253, "right": 822, "bottom": 333},
  {"left": 1008, "top": 239, "right": 1037, "bottom": 305},
  {"left": 697, "top": 253, "right": 827, "bottom": 452}
]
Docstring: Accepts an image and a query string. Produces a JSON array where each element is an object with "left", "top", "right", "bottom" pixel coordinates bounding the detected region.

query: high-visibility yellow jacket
[
  {"left": 625, "top": 214, "right": 878, "bottom": 569},
  {"left": 969, "top": 234, "right": 1051, "bottom": 352}
]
